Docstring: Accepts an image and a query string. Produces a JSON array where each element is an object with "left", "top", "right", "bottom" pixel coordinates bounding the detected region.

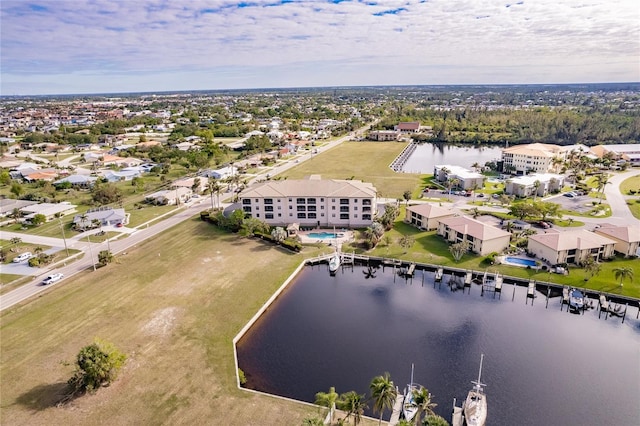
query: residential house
[
  {"left": 145, "top": 187, "right": 192, "bottom": 205},
  {"left": 101, "top": 169, "right": 141, "bottom": 182},
  {"left": 201, "top": 166, "right": 238, "bottom": 180},
  {"left": 239, "top": 175, "right": 377, "bottom": 228},
  {"left": 20, "top": 202, "right": 77, "bottom": 222},
  {"left": 594, "top": 223, "right": 640, "bottom": 257},
  {"left": 527, "top": 229, "right": 616, "bottom": 265},
  {"left": 504, "top": 173, "right": 565, "bottom": 198},
  {"left": 73, "top": 208, "right": 128, "bottom": 230},
  {"left": 433, "top": 165, "right": 485, "bottom": 191},
  {"left": 436, "top": 215, "right": 511, "bottom": 255},
  {"left": 172, "top": 176, "right": 209, "bottom": 194},
  {"left": 54, "top": 174, "right": 98, "bottom": 188},
  {"left": 0, "top": 199, "right": 38, "bottom": 218},
  {"left": 405, "top": 203, "right": 456, "bottom": 230}
]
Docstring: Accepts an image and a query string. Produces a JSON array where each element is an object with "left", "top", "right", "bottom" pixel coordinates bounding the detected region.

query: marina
[{"left": 235, "top": 257, "right": 639, "bottom": 425}]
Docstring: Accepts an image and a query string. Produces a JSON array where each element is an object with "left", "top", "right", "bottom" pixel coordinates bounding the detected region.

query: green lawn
[
  {"left": 344, "top": 210, "right": 640, "bottom": 298},
  {"left": 280, "top": 141, "right": 423, "bottom": 199}
]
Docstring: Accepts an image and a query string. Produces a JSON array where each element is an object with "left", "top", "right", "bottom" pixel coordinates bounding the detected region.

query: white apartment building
[
  {"left": 501, "top": 143, "right": 563, "bottom": 175},
  {"left": 433, "top": 165, "right": 485, "bottom": 190},
  {"left": 505, "top": 173, "right": 565, "bottom": 198},
  {"left": 238, "top": 176, "right": 377, "bottom": 228}
]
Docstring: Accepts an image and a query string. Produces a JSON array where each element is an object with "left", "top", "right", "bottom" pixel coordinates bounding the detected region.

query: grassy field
[
  {"left": 1, "top": 219, "right": 361, "bottom": 426},
  {"left": 281, "top": 141, "right": 423, "bottom": 199},
  {"left": 620, "top": 175, "right": 640, "bottom": 219}
]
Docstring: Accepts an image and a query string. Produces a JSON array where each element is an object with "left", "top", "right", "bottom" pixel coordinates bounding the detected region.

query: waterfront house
[
  {"left": 436, "top": 215, "right": 511, "bottom": 256},
  {"left": 527, "top": 229, "right": 616, "bottom": 265},
  {"left": 239, "top": 175, "right": 377, "bottom": 228},
  {"left": 594, "top": 224, "right": 640, "bottom": 257},
  {"left": 405, "top": 203, "right": 456, "bottom": 230}
]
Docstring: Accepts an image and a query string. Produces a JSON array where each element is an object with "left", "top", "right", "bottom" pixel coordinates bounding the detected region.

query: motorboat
[
  {"left": 464, "top": 354, "right": 487, "bottom": 426},
  {"left": 402, "top": 364, "right": 418, "bottom": 422},
  {"left": 328, "top": 252, "right": 341, "bottom": 274},
  {"left": 569, "top": 288, "right": 585, "bottom": 311}
]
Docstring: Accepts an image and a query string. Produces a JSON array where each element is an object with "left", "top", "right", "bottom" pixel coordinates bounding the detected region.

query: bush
[
  {"left": 281, "top": 239, "right": 302, "bottom": 252},
  {"left": 66, "top": 339, "right": 126, "bottom": 397}
]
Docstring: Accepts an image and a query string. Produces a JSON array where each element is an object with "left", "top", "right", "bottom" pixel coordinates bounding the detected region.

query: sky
[{"left": 1, "top": 0, "right": 639, "bottom": 95}]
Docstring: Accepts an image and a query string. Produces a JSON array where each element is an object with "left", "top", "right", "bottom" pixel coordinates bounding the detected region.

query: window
[
  {"left": 307, "top": 206, "right": 316, "bottom": 212},
  {"left": 278, "top": 213, "right": 282, "bottom": 217},
  {"left": 264, "top": 198, "right": 273, "bottom": 204},
  {"left": 363, "top": 214, "right": 371, "bottom": 220},
  {"left": 320, "top": 198, "right": 324, "bottom": 202},
  {"left": 265, "top": 206, "right": 274, "bottom": 212},
  {"left": 340, "top": 213, "right": 349, "bottom": 220},
  {"left": 332, "top": 206, "right": 336, "bottom": 210},
  {"left": 340, "top": 199, "right": 349, "bottom": 204},
  {"left": 242, "top": 199, "right": 251, "bottom": 205},
  {"left": 363, "top": 199, "right": 371, "bottom": 206},
  {"left": 308, "top": 213, "right": 317, "bottom": 219},
  {"left": 243, "top": 206, "right": 251, "bottom": 213},
  {"left": 297, "top": 213, "right": 306, "bottom": 219},
  {"left": 297, "top": 205, "right": 306, "bottom": 211},
  {"left": 307, "top": 198, "right": 316, "bottom": 204},
  {"left": 296, "top": 198, "right": 305, "bottom": 204},
  {"left": 265, "top": 213, "right": 274, "bottom": 219},
  {"left": 340, "top": 206, "right": 349, "bottom": 212},
  {"left": 354, "top": 206, "right": 358, "bottom": 211},
  {"left": 321, "top": 213, "right": 325, "bottom": 217},
  {"left": 256, "top": 213, "right": 260, "bottom": 217}
]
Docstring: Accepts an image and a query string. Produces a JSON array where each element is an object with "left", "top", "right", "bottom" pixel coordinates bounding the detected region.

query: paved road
[
  {"left": 0, "top": 199, "right": 209, "bottom": 311},
  {"left": 0, "top": 123, "right": 375, "bottom": 311}
]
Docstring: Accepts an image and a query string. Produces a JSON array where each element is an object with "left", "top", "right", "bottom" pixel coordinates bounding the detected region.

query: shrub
[{"left": 66, "top": 339, "right": 126, "bottom": 397}]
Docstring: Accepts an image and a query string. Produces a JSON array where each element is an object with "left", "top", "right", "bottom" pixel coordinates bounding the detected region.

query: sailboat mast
[
  {"left": 477, "top": 354, "right": 484, "bottom": 384},
  {"left": 410, "top": 363, "right": 414, "bottom": 386}
]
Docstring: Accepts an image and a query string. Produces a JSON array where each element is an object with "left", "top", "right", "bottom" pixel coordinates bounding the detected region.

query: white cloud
[{"left": 1, "top": 0, "right": 638, "bottom": 94}]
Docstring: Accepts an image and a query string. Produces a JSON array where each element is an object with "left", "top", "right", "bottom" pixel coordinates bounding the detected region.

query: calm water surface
[
  {"left": 236, "top": 265, "right": 640, "bottom": 425},
  {"left": 401, "top": 142, "right": 503, "bottom": 173}
]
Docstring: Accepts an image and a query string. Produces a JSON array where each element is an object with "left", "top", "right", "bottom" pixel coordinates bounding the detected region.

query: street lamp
[{"left": 87, "top": 234, "right": 96, "bottom": 271}]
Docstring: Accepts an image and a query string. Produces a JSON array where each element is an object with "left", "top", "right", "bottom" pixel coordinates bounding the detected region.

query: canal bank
[{"left": 235, "top": 255, "right": 639, "bottom": 425}]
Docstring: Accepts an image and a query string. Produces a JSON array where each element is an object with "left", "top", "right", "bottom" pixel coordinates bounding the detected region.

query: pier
[{"left": 389, "top": 141, "right": 418, "bottom": 172}]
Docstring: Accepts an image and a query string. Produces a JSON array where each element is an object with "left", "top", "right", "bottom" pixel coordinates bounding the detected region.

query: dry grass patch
[
  {"left": 0, "top": 218, "right": 326, "bottom": 426},
  {"left": 282, "top": 141, "right": 423, "bottom": 199}
]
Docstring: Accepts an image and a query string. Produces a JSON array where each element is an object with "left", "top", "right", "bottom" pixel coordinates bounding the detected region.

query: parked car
[
  {"left": 42, "top": 273, "right": 64, "bottom": 285},
  {"left": 477, "top": 193, "right": 485, "bottom": 198},
  {"left": 12, "top": 252, "right": 33, "bottom": 263},
  {"left": 563, "top": 192, "right": 576, "bottom": 198}
]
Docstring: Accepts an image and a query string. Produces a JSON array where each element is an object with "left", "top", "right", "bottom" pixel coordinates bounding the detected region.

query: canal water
[
  {"left": 400, "top": 142, "right": 503, "bottom": 174},
  {"left": 236, "top": 265, "right": 640, "bottom": 425}
]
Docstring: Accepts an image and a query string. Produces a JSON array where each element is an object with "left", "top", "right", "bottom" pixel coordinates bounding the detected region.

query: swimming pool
[
  {"left": 307, "top": 232, "right": 340, "bottom": 239},
  {"left": 505, "top": 256, "right": 538, "bottom": 267}
]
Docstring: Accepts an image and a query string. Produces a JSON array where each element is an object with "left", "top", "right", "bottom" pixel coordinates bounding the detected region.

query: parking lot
[{"left": 546, "top": 193, "right": 595, "bottom": 214}]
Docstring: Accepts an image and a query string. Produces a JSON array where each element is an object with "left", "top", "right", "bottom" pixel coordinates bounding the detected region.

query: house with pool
[
  {"left": 527, "top": 229, "right": 616, "bottom": 265},
  {"left": 238, "top": 175, "right": 377, "bottom": 228}
]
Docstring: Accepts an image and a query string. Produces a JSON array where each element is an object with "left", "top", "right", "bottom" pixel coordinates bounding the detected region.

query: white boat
[
  {"left": 569, "top": 288, "right": 585, "bottom": 310},
  {"left": 328, "top": 253, "right": 341, "bottom": 274},
  {"left": 464, "top": 354, "right": 487, "bottom": 426},
  {"left": 402, "top": 364, "right": 418, "bottom": 422}
]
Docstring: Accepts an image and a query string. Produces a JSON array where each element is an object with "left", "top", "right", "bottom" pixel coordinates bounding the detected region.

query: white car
[
  {"left": 12, "top": 252, "right": 33, "bottom": 263},
  {"left": 42, "top": 273, "right": 64, "bottom": 285}
]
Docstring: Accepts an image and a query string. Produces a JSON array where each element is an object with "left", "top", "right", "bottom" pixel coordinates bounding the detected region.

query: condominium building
[
  {"left": 433, "top": 165, "right": 485, "bottom": 190},
  {"left": 504, "top": 173, "right": 565, "bottom": 198},
  {"left": 501, "top": 143, "right": 563, "bottom": 175},
  {"left": 238, "top": 176, "right": 377, "bottom": 228},
  {"left": 527, "top": 229, "right": 616, "bottom": 265}
]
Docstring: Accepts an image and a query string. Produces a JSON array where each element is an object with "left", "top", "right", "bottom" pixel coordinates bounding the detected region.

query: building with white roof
[
  {"left": 20, "top": 202, "right": 77, "bottom": 222},
  {"left": 239, "top": 175, "right": 377, "bottom": 228},
  {"left": 433, "top": 165, "right": 485, "bottom": 191},
  {"left": 590, "top": 143, "right": 640, "bottom": 167},
  {"left": 505, "top": 173, "right": 565, "bottom": 198},
  {"left": 501, "top": 143, "right": 563, "bottom": 175}
]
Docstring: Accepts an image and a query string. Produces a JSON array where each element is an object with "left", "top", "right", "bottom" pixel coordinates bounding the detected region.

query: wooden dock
[
  {"left": 406, "top": 263, "right": 416, "bottom": 277},
  {"left": 388, "top": 393, "right": 404, "bottom": 425}
]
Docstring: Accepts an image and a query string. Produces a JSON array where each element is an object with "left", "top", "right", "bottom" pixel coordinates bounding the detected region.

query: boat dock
[
  {"left": 388, "top": 393, "right": 404, "bottom": 425},
  {"left": 435, "top": 268, "right": 444, "bottom": 282},
  {"left": 451, "top": 398, "right": 464, "bottom": 426},
  {"left": 464, "top": 271, "right": 472, "bottom": 285}
]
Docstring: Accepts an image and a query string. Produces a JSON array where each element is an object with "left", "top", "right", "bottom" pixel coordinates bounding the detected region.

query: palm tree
[
  {"left": 581, "top": 257, "right": 601, "bottom": 281},
  {"left": 449, "top": 240, "right": 470, "bottom": 262},
  {"left": 315, "top": 386, "right": 339, "bottom": 423},
  {"left": 370, "top": 372, "right": 397, "bottom": 426},
  {"left": 208, "top": 180, "right": 222, "bottom": 210},
  {"left": 412, "top": 386, "right": 437, "bottom": 425},
  {"left": 532, "top": 180, "right": 541, "bottom": 200},
  {"left": 338, "top": 391, "right": 367, "bottom": 425},
  {"left": 471, "top": 162, "right": 481, "bottom": 173},
  {"left": 594, "top": 173, "right": 610, "bottom": 204},
  {"left": 613, "top": 267, "right": 634, "bottom": 288}
]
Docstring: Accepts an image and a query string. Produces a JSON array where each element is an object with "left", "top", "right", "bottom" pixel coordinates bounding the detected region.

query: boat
[
  {"left": 328, "top": 252, "right": 341, "bottom": 274},
  {"left": 402, "top": 364, "right": 418, "bottom": 422},
  {"left": 464, "top": 354, "right": 487, "bottom": 426},
  {"left": 569, "top": 288, "right": 585, "bottom": 311}
]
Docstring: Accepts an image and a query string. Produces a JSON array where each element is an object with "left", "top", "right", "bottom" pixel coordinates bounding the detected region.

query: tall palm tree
[
  {"left": 594, "top": 173, "right": 610, "bottom": 204},
  {"left": 315, "top": 386, "right": 339, "bottom": 423},
  {"left": 370, "top": 372, "right": 397, "bottom": 426},
  {"left": 412, "top": 386, "right": 437, "bottom": 425},
  {"left": 338, "top": 391, "right": 367, "bottom": 425},
  {"left": 613, "top": 267, "right": 634, "bottom": 288},
  {"left": 208, "top": 180, "right": 222, "bottom": 210}
]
